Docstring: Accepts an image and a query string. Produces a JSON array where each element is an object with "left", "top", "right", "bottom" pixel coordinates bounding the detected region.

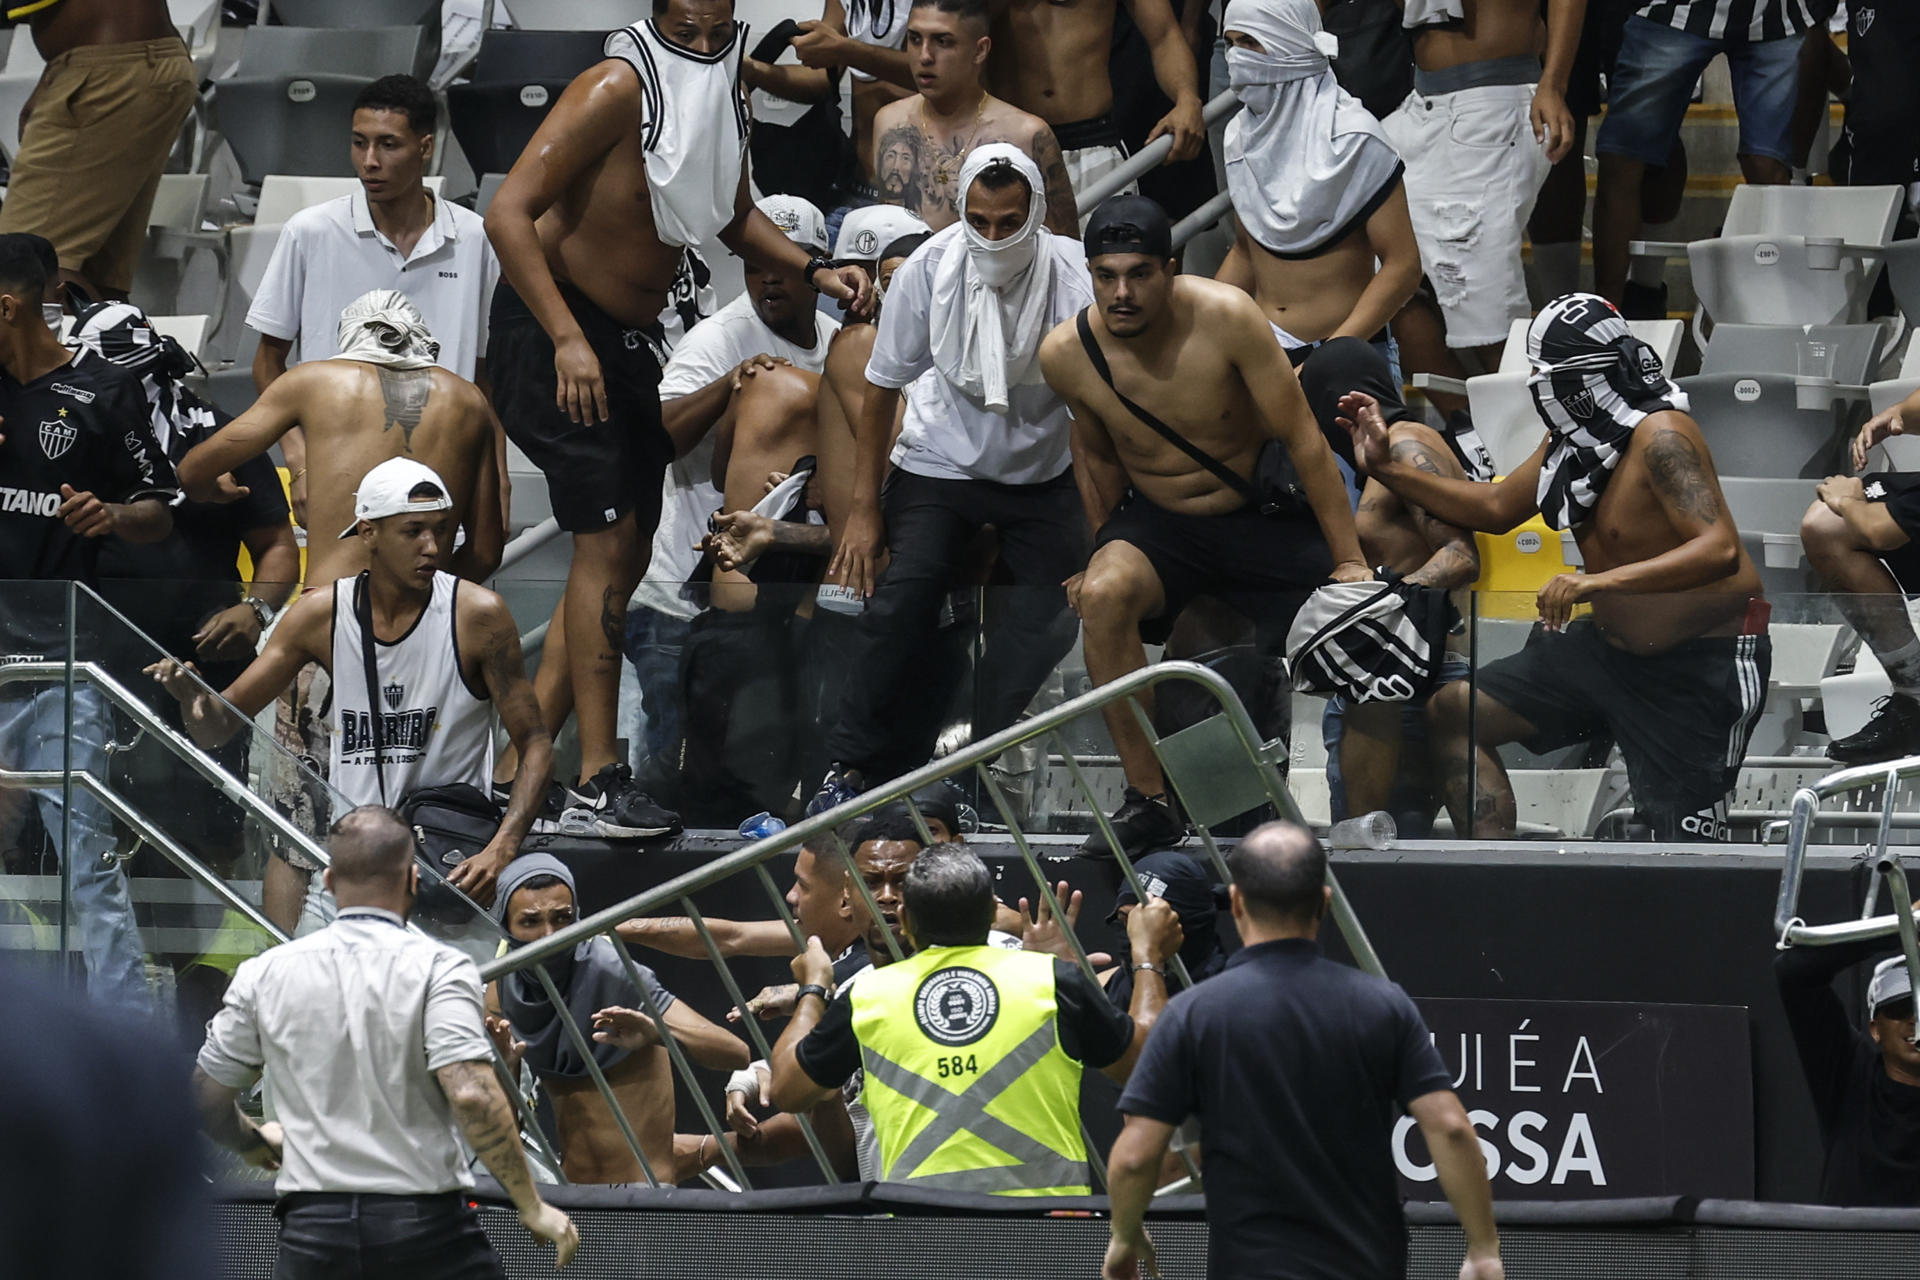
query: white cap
[
  {"left": 833, "top": 205, "right": 929, "bottom": 264},
  {"left": 338, "top": 457, "right": 453, "bottom": 539},
  {"left": 1868, "top": 956, "right": 1914, "bottom": 1020},
  {"left": 755, "top": 194, "right": 829, "bottom": 255}
]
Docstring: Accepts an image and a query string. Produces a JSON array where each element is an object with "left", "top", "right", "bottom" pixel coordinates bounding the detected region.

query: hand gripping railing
[
  {"left": 1074, "top": 89, "right": 1243, "bottom": 217},
  {"left": 0, "top": 660, "right": 312, "bottom": 944},
  {"left": 480, "top": 659, "right": 1385, "bottom": 1192},
  {"left": 1772, "top": 755, "right": 1920, "bottom": 1042}
]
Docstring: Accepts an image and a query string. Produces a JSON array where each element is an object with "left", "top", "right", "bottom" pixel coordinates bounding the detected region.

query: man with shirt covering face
[{"left": 811, "top": 145, "right": 1093, "bottom": 812}]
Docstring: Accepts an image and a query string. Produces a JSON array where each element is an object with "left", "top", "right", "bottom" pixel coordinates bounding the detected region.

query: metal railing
[
  {"left": 0, "top": 659, "right": 311, "bottom": 949},
  {"left": 479, "top": 659, "right": 1383, "bottom": 1193},
  {"left": 1772, "top": 756, "right": 1920, "bottom": 1040},
  {"left": 1074, "top": 89, "right": 1242, "bottom": 218}
]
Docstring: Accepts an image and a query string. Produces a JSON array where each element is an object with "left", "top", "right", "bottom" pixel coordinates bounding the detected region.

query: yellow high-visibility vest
[{"left": 850, "top": 943, "right": 1090, "bottom": 1196}]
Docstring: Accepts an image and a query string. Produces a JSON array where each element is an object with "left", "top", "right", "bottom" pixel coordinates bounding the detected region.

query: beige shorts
[
  {"left": 0, "top": 38, "right": 196, "bottom": 293},
  {"left": 265, "top": 660, "right": 332, "bottom": 871}
]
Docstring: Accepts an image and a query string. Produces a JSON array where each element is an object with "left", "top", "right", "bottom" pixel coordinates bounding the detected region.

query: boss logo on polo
[{"left": 914, "top": 966, "right": 1000, "bottom": 1047}]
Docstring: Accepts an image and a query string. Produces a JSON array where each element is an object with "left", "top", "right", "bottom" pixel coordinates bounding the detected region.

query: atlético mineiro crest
[
  {"left": 1562, "top": 388, "right": 1597, "bottom": 420},
  {"left": 38, "top": 418, "right": 76, "bottom": 460},
  {"left": 383, "top": 680, "right": 406, "bottom": 711}
]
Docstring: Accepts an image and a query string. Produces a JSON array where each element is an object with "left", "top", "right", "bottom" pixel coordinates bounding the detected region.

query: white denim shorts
[{"left": 1382, "top": 82, "right": 1552, "bottom": 349}]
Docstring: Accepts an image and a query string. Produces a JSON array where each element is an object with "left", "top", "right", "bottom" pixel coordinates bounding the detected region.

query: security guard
[{"left": 769, "top": 844, "right": 1183, "bottom": 1195}]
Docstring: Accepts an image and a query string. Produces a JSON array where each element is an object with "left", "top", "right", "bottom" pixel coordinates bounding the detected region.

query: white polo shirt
[
  {"left": 866, "top": 231, "right": 1090, "bottom": 486},
  {"left": 247, "top": 188, "right": 501, "bottom": 380},
  {"left": 633, "top": 291, "right": 840, "bottom": 621}
]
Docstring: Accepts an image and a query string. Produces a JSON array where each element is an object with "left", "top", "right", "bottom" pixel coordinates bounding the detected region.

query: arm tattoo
[
  {"left": 1388, "top": 438, "right": 1444, "bottom": 477},
  {"left": 1391, "top": 435, "right": 1481, "bottom": 588},
  {"left": 1030, "top": 127, "right": 1079, "bottom": 234},
  {"left": 1644, "top": 427, "right": 1722, "bottom": 526},
  {"left": 377, "top": 367, "right": 432, "bottom": 451},
  {"left": 438, "top": 1060, "right": 538, "bottom": 1206}
]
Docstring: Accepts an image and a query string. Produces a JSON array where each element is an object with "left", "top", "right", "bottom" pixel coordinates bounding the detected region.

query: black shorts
[
  {"left": 486, "top": 278, "right": 672, "bottom": 535},
  {"left": 1094, "top": 492, "right": 1333, "bottom": 646},
  {"left": 1564, "top": 0, "right": 1635, "bottom": 118},
  {"left": 1476, "top": 619, "right": 1771, "bottom": 841},
  {"left": 1865, "top": 471, "right": 1920, "bottom": 593}
]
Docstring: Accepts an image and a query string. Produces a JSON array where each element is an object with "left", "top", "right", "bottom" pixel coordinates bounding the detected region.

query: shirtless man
[
  {"left": 1038, "top": 196, "right": 1369, "bottom": 859},
  {"left": 176, "top": 292, "right": 506, "bottom": 931},
  {"left": 484, "top": 856, "right": 749, "bottom": 1184},
  {"left": 1216, "top": 0, "right": 1420, "bottom": 429},
  {"left": 0, "top": 0, "right": 195, "bottom": 302},
  {"left": 1383, "top": 0, "right": 1579, "bottom": 410},
  {"left": 989, "top": 0, "right": 1205, "bottom": 210},
  {"left": 1344, "top": 293, "right": 1770, "bottom": 842},
  {"left": 484, "top": 0, "right": 867, "bottom": 841},
  {"left": 177, "top": 291, "right": 503, "bottom": 592},
  {"left": 869, "top": 0, "right": 1079, "bottom": 235},
  {"left": 1295, "top": 342, "right": 1481, "bottom": 835}
]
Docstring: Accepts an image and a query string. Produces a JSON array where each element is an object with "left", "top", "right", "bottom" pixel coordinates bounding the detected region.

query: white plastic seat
[
  {"left": 1680, "top": 323, "right": 1882, "bottom": 480},
  {"left": 0, "top": 26, "right": 44, "bottom": 164},
  {"left": 1649, "top": 185, "right": 1904, "bottom": 333},
  {"left": 149, "top": 314, "right": 211, "bottom": 361}
]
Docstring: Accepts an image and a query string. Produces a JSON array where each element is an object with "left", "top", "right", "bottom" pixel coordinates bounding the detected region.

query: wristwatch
[
  {"left": 804, "top": 254, "right": 836, "bottom": 292},
  {"left": 1131, "top": 963, "right": 1167, "bottom": 978},
  {"left": 241, "top": 596, "right": 275, "bottom": 629},
  {"left": 796, "top": 983, "right": 832, "bottom": 1005}
]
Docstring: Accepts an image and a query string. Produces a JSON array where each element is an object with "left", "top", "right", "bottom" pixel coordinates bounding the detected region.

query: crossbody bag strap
[
  {"left": 1075, "top": 308, "right": 1261, "bottom": 507},
  {"left": 353, "top": 572, "right": 388, "bottom": 806}
]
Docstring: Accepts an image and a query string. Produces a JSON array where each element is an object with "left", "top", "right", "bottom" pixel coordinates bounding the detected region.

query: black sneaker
[
  {"left": 561, "top": 763, "right": 683, "bottom": 839},
  {"left": 1080, "top": 788, "right": 1185, "bottom": 859},
  {"left": 1829, "top": 694, "right": 1920, "bottom": 765},
  {"left": 493, "top": 778, "right": 571, "bottom": 834},
  {"left": 805, "top": 763, "right": 867, "bottom": 818}
]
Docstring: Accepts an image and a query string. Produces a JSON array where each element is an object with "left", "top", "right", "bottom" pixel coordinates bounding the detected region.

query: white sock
[
  {"left": 1882, "top": 636, "right": 1920, "bottom": 697},
  {"left": 1628, "top": 224, "right": 1677, "bottom": 289},
  {"left": 1532, "top": 241, "right": 1582, "bottom": 300}
]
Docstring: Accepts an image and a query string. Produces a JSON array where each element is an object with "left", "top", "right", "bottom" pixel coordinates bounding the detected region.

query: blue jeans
[
  {"left": 1595, "top": 15, "right": 1798, "bottom": 167},
  {"left": 624, "top": 605, "right": 691, "bottom": 764},
  {"left": 0, "top": 683, "right": 147, "bottom": 1007},
  {"left": 1323, "top": 655, "right": 1471, "bottom": 838}
]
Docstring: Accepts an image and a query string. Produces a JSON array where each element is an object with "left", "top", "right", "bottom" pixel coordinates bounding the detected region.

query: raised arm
[
  {"left": 146, "top": 588, "right": 329, "bottom": 747},
  {"left": 793, "top": 0, "right": 917, "bottom": 88},
  {"left": 1122, "top": 0, "right": 1204, "bottom": 162},
  {"left": 1336, "top": 185, "right": 1421, "bottom": 343},
  {"left": 1385, "top": 423, "right": 1481, "bottom": 589},
  {"left": 1099, "top": 897, "right": 1185, "bottom": 1085},
  {"left": 767, "top": 938, "right": 846, "bottom": 1113},
  {"left": 436, "top": 1060, "right": 579, "bottom": 1264},
  {"left": 1029, "top": 125, "right": 1080, "bottom": 236},
  {"left": 616, "top": 915, "right": 799, "bottom": 959},
  {"left": 662, "top": 1000, "right": 753, "bottom": 1070},
  {"left": 177, "top": 370, "right": 306, "bottom": 503},
  {"left": 1346, "top": 391, "right": 1545, "bottom": 534},
  {"left": 718, "top": 169, "right": 870, "bottom": 312},
  {"left": 1226, "top": 296, "right": 1368, "bottom": 577}
]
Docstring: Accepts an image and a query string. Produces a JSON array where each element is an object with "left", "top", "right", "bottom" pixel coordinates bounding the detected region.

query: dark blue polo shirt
[{"left": 1119, "top": 938, "right": 1451, "bottom": 1280}]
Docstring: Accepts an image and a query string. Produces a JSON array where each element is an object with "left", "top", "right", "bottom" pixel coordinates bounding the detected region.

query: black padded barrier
[{"left": 213, "top": 1186, "right": 1920, "bottom": 1280}]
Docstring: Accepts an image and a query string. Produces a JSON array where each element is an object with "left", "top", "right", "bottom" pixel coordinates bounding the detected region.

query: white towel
[{"left": 604, "top": 20, "right": 751, "bottom": 249}]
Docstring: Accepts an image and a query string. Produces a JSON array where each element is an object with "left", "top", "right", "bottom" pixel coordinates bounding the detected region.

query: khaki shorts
[
  {"left": 0, "top": 38, "right": 196, "bottom": 293},
  {"left": 266, "top": 660, "right": 332, "bottom": 872}
]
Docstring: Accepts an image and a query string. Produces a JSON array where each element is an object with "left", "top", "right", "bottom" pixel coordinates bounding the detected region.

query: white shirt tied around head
[
  {"left": 335, "top": 289, "right": 442, "bottom": 369},
  {"left": 928, "top": 144, "right": 1056, "bottom": 415},
  {"left": 1222, "top": 0, "right": 1403, "bottom": 258}
]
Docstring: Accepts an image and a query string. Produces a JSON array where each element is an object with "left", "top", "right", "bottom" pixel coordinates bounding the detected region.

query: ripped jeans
[{"left": 1382, "top": 81, "right": 1552, "bottom": 349}]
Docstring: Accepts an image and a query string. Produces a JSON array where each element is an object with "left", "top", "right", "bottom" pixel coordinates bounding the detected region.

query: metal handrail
[
  {"left": 497, "top": 516, "right": 563, "bottom": 576},
  {"left": 484, "top": 658, "right": 1381, "bottom": 978},
  {"left": 0, "top": 660, "right": 332, "bottom": 871},
  {"left": 1073, "top": 89, "right": 1243, "bottom": 217},
  {"left": 1773, "top": 755, "right": 1920, "bottom": 1041}
]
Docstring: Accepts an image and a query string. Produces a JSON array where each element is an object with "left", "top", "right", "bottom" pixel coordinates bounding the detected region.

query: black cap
[
  {"left": 1108, "top": 850, "right": 1226, "bottom": 928},
  {"left": 1083, "top": 194, "right": 1174, "bottom": 261},
  {"left": 878, "top": 232, "right": 930, "bottom": 265}
]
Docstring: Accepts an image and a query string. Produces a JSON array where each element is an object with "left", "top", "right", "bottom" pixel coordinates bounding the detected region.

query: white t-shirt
[
  {"left": 633, "top": 292, "right": 840, "bottom": 620},
  {"left": 247, "top": 189, "right": 501, "bottom": 380},
  {"left": 842, "top": 0, "right": 909, "bottom": 82},
  {"left": 866, "top": 234, "right": 1090, "bottom": 487}
]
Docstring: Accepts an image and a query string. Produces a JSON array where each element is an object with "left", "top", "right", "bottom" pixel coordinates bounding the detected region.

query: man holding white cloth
[{"left": 813, "top": 144, "right": 1093, "bottom": 811}]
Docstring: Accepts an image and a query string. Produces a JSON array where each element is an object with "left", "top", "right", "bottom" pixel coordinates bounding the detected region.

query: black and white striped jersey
[{"left": 1634, "top": 0, "right": 1815, "bottom": 42}]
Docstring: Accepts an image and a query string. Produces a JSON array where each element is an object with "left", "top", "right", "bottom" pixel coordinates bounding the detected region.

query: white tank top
[
  {"left": 604, "top": 20, "right": 750, "bottom": 248},
  {"left": 329, "top": 572, "right": 493, "bottom": 809},
  {"left": 843, "top": 0, "right": 908, "bottom": 82}
]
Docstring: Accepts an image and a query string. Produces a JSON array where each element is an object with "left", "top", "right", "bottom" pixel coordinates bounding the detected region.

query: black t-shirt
[
  {"left": 796, "top": 955, "right": 1136, "bottom": 1089},
  {"left": 1118, "top": 939, "right": 1452, "bottom": 1280},
  {"left": 1775, "top": 938, "right": 1920, "bottom": 1206},
  {"left": 0, "top": 349, "right": 175, "bottom": 656},
  {"left": 96, "top": 387, "right": 290, "bottom": 661}
]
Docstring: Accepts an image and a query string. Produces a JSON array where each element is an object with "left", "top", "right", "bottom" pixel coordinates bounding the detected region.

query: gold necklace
[{"left": 923, "top": 94, "right": 988, "bottom": 192}]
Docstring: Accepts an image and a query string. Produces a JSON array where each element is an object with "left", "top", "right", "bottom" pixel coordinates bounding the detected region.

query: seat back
[
  {"left": 471, "top": 27, "right": 608, "bottom": 79},
  {"left": 168, "top": 0, "right": 220, "bottom": 46},
  {"left": 503, "top": 0, "right": 648, "bottom": 29},
  {"left": 270, "top": 0, "right": 440, "bottom": 25},
  {"left": 1885, "top": 240, "right": 1920, "bottom": 334},
  {"left": 1689, "top": 236, "right": 1882, "bottom": 327},
  {"left": 149, "top": 314, "right": 210, "bottom": 359},
  {"left": 227, "top": 25, "right": 429, "bottom": 79},
  {"left": 1718, "top": 477, "right": 1810, "bottom": 538},
  {"left": 147, "top": 173, "right": 208, "bottom": 232},
  {"left": 1718, "top": 184, "right": 1902, "bottom": 244},
  {"left": 1698, "top": 323, "right": 1881, "bottom": 385}
]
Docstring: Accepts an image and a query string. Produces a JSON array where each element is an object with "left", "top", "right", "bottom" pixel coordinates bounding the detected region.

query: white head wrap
[
  {"left": 928, "top": 144, "right": 1054, "bottom": 414},
  {"left": 335, "top": 290, "right": 440, "bottom": 370},
  {"left": 1222, "top": 0, "right": 1404, "bottom": 258}
]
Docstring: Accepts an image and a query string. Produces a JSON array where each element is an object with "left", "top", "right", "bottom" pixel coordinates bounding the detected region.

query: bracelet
[
  {"left": 289, "top": 468, "right": 307, "bottom": 482},
  {"left": 795, "top": 983, "right": 831, "bottom": 1005},
  {"left": 698, "top": 1132, "right": 712, "bottom": 1166},
  {"left": 1131, "top": 963, "right": 1166, "bottom": 977},
  {"left": 242, "top": 596, "right": 275, "bottom": 629}
]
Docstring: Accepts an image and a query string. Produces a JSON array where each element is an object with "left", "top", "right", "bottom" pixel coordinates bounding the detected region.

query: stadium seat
[
  {"left": 1884, "top": 240, "right": 1920, "bottom": 336},
  {"left": 270, "top": 0, "right": 440, "bottom": 25},
  {"left": 1678, "top": 323, "right": 1883, "bottom": 479},
  {"left": 447, "top": 30, "right": 604, "bottom": 177},
  {"left": 168, "top": 0, "right": 221, "bottom": 69},
  {"left": 0, "top": 26, "right": 43, "bottom": 163},
  {"left": 150, "top": 314, "right": 211, "bottom": 361},
  {"left": 504, "top": 0, "right": 645, "bottom": 29},
  {"left": 1634, "top": 185, "right": 1903, "bottom": 336},
  {"left": 209, "top": 27, "right": 435, "bottom": 186},
  {"left": 1415, "top": 317, "right": 1684, "bottom": 475},
  {"left": 129, "top": 174, "right": 212, "bottom": 316}
]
